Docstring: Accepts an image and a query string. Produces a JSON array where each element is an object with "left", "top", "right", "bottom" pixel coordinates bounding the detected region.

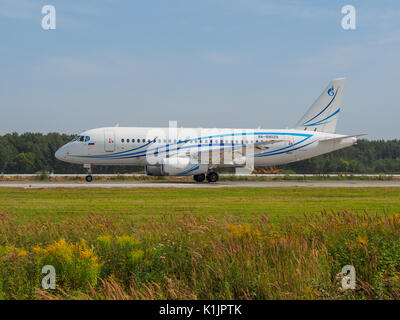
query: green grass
[
  {"left": 2, "top": 187, "right": 400, "bottom": 300},
  {"left": 0, "top": 187, "right": 399, "bottom": 223}
]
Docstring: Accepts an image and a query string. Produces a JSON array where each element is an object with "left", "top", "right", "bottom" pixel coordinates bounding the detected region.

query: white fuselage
[
  {"left": 55, "top": 127, "right": 357, "bottom": 174},
  {"left": 55, "top": 78, "right": 359, "bottom": 178}
]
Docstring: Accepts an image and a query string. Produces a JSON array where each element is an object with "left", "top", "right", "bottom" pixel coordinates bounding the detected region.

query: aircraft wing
[{"left": 186, "top": 139, "right": 284, "bottom": 166}]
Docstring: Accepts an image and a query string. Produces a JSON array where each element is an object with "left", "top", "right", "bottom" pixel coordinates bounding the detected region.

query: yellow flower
[
  {"left": 33, "top": 245, "right": 43, "bottom": 254},
  {"left": 227, "top": 224, "right": 262, "bottom": 240},
  {"left": 130, "top": 249, "right": 144, "bottom": 263},
  {"left": 97, "top": 235, "right": 112, "bottom": 245},
  {"left": 16, "top": 248, "right": 28, "bottom": 257},
  {"left": 0, "top": 245, "right": 28, "bottom": 257},
  {"left": 116, "top": 235, "right": 141, "bottom": 247},
  {"left": 357, "top": 235, "right": 368, "bottom": 246}
]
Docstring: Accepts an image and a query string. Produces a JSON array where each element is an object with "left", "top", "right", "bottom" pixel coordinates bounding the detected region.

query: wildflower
[
  {"left": 34, "top": 239, "right": 102, "bottom": 289},
  {"left": 16, "top": 248, "right": 28, "bottom": 257},
  {"left": 115, "top": 235, "right": 141, "bottom": 252},
  {"left": 227, "top": 224, "right": 262, "bottom": 240},
  {"left": 96, "top": 235, "right": 112, "bottom": 249},
  {"left": 130, "top": 249, "right": 144, "bottom": 263},
  {"left": 357, "top": 235, "right": 368, "bottom": 246},
  {"left": 0, "top": 245, "right": 28, "bottom": 257}
]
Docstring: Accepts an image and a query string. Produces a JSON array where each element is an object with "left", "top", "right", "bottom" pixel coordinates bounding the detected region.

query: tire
[
  {"left": 85, "top": 175, "right": 93, "bottom": 182},
  {"left": 193, "top": 174, "right": 206, "bottom": 182},
  {"left": 206, "top": 172, "right": 218, "bottom": 183}
]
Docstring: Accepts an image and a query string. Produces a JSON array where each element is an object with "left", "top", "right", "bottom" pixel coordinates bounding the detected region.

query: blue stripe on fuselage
[
  {"left": 177, "top": 165, "right": 200, "bottom": 175},
  {"left": 71, "top": 132, "right": 314, "bottom": 160}
]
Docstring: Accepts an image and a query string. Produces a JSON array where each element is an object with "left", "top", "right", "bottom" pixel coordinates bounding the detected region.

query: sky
[{"left": 0, "top": 0, "right": 399, "bottom": 139}]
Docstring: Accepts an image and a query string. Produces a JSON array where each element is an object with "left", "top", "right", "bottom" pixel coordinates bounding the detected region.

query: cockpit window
[{"left": 71, "top": 135, "right": 88, "bottom": 142}]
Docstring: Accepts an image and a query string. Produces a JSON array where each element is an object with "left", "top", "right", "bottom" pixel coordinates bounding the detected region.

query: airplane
[{"left": 55, "top": 78, "right": 364, "bottom": 183}]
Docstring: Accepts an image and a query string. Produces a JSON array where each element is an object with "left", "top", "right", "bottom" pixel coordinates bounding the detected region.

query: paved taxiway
[{"left": 1, "top": 181, "right": 400, "bottom": 188}]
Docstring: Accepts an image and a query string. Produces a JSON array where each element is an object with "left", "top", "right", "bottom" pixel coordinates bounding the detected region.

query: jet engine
[{"left": 145, "top": 157, "right": 208, "bottom": 176}]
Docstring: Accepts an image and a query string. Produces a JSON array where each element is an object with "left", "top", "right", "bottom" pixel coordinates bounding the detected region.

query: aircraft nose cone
[{"left": 55, "top": 147, "right": 66, "bottom": 160}]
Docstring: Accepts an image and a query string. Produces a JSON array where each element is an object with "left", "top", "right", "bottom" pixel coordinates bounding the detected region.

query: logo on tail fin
[
  {"left": 294, "top": 78, "right": 346, "bottom": 133},
  {"left": 303, "top": 86, "right": 341, "bottom": 126}
]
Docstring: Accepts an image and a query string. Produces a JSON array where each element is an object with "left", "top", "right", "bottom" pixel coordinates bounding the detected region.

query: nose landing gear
[{"left": 84, "top": 164, "right": 93, "bottom": 182}]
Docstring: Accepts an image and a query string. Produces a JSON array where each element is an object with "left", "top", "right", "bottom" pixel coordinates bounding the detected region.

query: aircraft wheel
[
  {"left": 193, "top": 174, "right": 206, "bottom": 182},
  {"left": 85, "top": 175, "right": 93, "bottom": 182},
  {"left": 206, "top": 172, "right": 218, "bottom": 183}
]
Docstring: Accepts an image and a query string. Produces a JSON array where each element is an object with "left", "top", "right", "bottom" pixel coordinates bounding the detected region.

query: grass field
[
  {"left": 1, "top": 187, "right": 399, "bottom": 222},
  {"left": 1, "top": 187, "right": 400, "bottom": 299}
]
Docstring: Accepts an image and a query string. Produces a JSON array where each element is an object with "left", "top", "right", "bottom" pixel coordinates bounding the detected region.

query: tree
[
  {"left": 337, "top": 159, "right": 350, "bottom": 173},
  {"left": 11, "top": 152, "right": 36, "bottom": 173}
]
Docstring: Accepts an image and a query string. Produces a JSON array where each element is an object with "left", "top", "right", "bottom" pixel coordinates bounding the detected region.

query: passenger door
[
  {"left": 104, "top": 129, "right": 115, "bottom": 152},
  {"left": 285, "top": 135, "right": 297, "bottom": 161}
]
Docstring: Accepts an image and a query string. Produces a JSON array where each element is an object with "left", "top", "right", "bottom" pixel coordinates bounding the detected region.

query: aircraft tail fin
[{"left": 295, "top": 78, "right": 347, "bottom": 133}]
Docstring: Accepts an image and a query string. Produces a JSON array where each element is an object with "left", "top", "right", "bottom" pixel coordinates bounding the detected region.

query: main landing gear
[
  {"left": 206, "top": 172, "right": 219, "bottom": 183},
  {"left": 193, "top": 173, "right": 206, "bottom": 182},
  {"left": 193, "top": 172, "right": 219, "bottom": 183},
  {"left": 84, "top": 164, "right": 93, "bottom": 182}
]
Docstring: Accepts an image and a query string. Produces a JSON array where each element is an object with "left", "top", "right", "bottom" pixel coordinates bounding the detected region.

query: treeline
[
  {"left": 283, "top": 139, "right": 400, "bottom": 174},
  {"left": 0, "top": 132, "right": 400, "bottom": 174},
  {"left": 0, "top": 132, "right": 138, "bottom": 174}
]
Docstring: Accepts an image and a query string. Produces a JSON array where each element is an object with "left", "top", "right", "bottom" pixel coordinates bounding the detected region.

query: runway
[{"left": 1, "top": 181, "right": 400, "bottom": 188}]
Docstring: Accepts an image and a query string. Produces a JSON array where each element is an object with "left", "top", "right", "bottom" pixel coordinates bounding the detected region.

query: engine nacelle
[
  {"left": 145, "top": 157, "right": 208, "bottom": 176},
  {"left": 145, "top": 165, "right": 164, "bottom": 176}
]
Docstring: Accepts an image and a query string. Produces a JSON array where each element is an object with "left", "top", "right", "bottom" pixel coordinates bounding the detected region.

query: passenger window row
[{"left": 120, "top": 138, "right": 262, "bottom": 144}]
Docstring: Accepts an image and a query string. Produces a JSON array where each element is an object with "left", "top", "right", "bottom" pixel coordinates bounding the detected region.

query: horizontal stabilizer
[{"left": 320, "top": 134, "right": 366, "bottom": 143}]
